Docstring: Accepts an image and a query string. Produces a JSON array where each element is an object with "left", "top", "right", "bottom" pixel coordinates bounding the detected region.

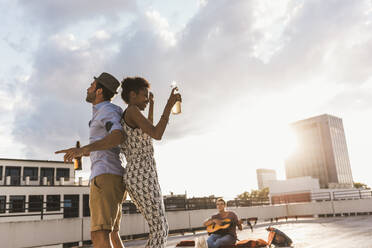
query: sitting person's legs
[
  {"left": 215, "top": 234, "right": 236, "bottom": 247},
  {"left": 207, "top": 234, "right": 221, "bottom": 248},
  {"left": 208, "top": 234, "right": 236, "bottom": 248}
]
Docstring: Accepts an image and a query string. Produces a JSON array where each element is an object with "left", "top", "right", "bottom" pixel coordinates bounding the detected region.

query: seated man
[{"left": 203, "top": 198, "right": 243, "bottom": 248}]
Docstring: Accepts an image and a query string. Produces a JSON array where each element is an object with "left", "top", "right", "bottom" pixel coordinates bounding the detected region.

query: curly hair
[{"left": 121, "top": 77, "right": 150, "bottom": 104}]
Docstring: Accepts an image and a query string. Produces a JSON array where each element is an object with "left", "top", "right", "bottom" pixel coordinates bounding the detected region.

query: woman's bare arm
[
  {"left": 148, "top": 92, "right": 154, "bottom": 124},
  {"left": 126, "top": 88, "right": 181, "bottom": 140},
  {"left": 126, "top": 104, "right": 171, "bottom": 140}
]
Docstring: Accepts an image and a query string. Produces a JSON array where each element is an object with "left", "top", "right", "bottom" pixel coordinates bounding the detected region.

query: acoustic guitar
[{"left": 206, "top": 218, "right": 232, "bottom": 234}]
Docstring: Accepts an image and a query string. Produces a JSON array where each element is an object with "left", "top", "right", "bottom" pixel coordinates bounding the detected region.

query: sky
[{"left": 0, "top": 0, "right": 372, "bottom": 200}]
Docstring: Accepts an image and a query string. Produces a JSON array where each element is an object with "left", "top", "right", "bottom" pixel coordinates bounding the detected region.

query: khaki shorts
[{"left": 90, "top": 174, "right": 126, "bottom": 232}]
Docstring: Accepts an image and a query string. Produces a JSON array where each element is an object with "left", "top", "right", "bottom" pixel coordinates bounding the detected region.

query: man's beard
[{"left": 86, "top": 92, "right": 95, "bottom": 103}]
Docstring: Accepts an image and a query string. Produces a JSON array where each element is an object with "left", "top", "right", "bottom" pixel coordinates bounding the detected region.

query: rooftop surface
[{"left": 120, "top": 216, "right": 372, "bottom": 248}]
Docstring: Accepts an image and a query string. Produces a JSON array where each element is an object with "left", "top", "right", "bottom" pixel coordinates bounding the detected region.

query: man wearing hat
[{"left": 56, "top": 72, "right": 127, "bottom": 248}]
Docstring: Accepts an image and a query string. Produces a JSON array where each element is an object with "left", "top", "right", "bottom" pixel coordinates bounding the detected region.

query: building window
[
  {"left": 9, "top": 196, "right": 25, "bottom": 213},
  {"left": 5, "top": 167, "right": 21, "bottom": 185},
  {"left": 29, "top": 195, "right": 43, "bottom": 212},
  {"left": 40, "top": 168, "right": 55, "bottom": 186},
  {"left": 23, "top": 167, "right": 38, "bottom": 181},
  {"left": 63, "top": 195, "right": 79, "bottom": 218},
  {"left": 46, "top": 195, "right": 60, "bottom": 211},
  {"left": 56, "top": 168, "right": 70, "bottom": 181},
  {"left": 0, "top": 166, "right": 3, "bottom": 180},
  {"left": 0, "top": 196, "right": 5, "bottom": 213},
  {"left": 83, "top": 194, "right": 90, "bottom": 217}
]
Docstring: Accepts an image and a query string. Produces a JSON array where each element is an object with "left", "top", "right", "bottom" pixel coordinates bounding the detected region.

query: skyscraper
[
  {"left": 285, "top": 114, "right": 353, "bottom": 188},
  {"left": 256, "top": 168, "right": 277, "bottom": 190}
]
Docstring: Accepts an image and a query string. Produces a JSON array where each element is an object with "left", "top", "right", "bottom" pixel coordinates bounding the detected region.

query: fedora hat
[{"left": 94, "top": 72, "right": 120, "bottom": 94}]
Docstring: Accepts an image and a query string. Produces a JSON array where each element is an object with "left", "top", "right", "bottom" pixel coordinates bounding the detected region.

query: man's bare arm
[
  {"left": 203, "top": 218, "right": 222, "bottom": 227},
  {"left": 82, "top": 130, "right": 125, "bottom": 152},
  {"left": 55, "top": 130, "right": 126, "bottom": 162}
]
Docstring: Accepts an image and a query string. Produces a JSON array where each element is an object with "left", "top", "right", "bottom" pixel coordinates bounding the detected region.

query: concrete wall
[
  {"left": 287, "top": 201, "right": 334, "bottom": 216},
  {"left": 0, "top": 218, "right": 82, "bottom": 248},
  {"left": 233, "top": 204, "right": 287, "bottom": 220},
  {"left": 333, "top": 198, "right": 372, "bottom": 213},
  {"left": 1, "top": 199, "right": 372, "bottom": 248}
]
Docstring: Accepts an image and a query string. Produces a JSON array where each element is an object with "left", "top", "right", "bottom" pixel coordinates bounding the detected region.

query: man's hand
[
  {"left": 55, "top": 147, "right": 87, "bottom": 163},
  {"left": 55, "top": 130, "right": 124, "bottom": 163}
]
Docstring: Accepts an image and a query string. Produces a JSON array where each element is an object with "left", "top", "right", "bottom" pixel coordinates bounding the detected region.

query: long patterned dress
[{"left": 119, "top": 114, "right": 169, "bottom": 248}]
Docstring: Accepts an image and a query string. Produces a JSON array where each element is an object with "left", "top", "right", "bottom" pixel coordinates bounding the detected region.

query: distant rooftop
[
  {"left": 256, "top": 168, "right": 276, "bottom": 173},
  {"left": 291, "top": 113, "right": 342, "bottom": 125},
  {"left": 0, "top": 158, "right": 72, "bottom": 164}
]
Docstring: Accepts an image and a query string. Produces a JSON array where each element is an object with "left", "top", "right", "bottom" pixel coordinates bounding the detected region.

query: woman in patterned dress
[{"left": 119, "top": 77, "right": 181, "bottom": 248}]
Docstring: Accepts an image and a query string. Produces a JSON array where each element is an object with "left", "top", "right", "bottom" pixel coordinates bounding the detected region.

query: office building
[
  {"left": 256, "top": 168, "right": 277, "bottom": 190},
  {"left": 285, "top": 114, "right": 353, "bottom": 188}
]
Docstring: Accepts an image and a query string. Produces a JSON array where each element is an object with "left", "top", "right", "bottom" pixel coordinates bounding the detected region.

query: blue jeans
[{"left": 207, "top": 234, "right": 236, "bottom": 248}]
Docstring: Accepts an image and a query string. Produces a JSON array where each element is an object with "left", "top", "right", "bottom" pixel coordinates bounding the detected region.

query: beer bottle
[
  {"left": 74, "top": 141, "right": 82, "bottom": 170},
  {"left": 171, "top": 81, "right": 181, "bottom": 114}
]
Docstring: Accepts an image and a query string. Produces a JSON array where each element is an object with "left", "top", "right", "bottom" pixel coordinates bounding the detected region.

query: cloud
[
  {"left": 17, "top": 0, "right": 138, "bottom": 34},
  {"left": 94, "top": 30, "right": 111, "bottom": 41},
  {"left": 268, "top": 0, "right": 372, "bottom": 84},
  {"left": 108, "top": 0, "right": 372, "bottom": 136},
  {"left": 6, "top": 0, "right": 372, "bottom": 162},
  {"left": 11, "top": 31, "right": 120, "bottom": 157}
]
